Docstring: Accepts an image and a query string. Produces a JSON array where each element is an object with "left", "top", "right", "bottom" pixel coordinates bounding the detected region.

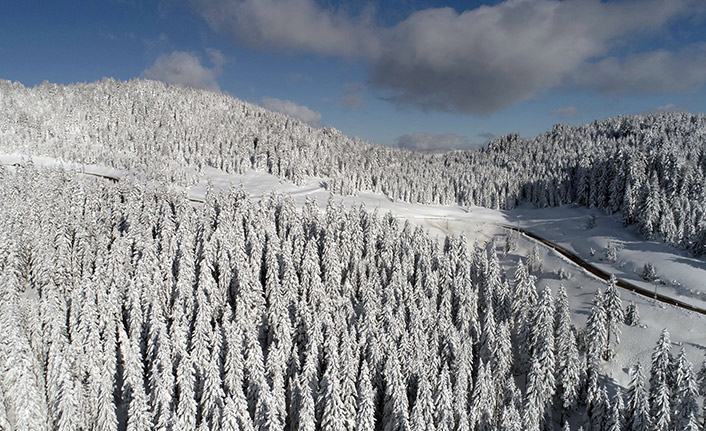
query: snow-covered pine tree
[
  {"left": 555, "top": 284, "right": 582, "bottom": 413},
  {"left": 410, "top": 374, "right": 435, "bottom": 431},
  {"left": 355, "top": 359, "right": 376, "bottom": 431},
  {"left": 602, "top": 275, "right": 623, "bottom": 354},
  {"left": 605, "top": 391, "right": 624, "bottom": 431},
  {"left": 512, "top": 259, "right": 537, "bottom": 374},
  {"left": 523, "top": 356, "right": 545, "bottom": 430},
  {"left": 625, "top": 362, "right": 650, "bottom": 431},
  {"left": 175, "top": 349, "right": 198, "bottom": 431},
  {"left": 673, "top": 348, "right": 699, "bottom": 431},
  {"left": 590, "top": 386, "right": 610, "bottom": 431},
  {"left": 320, "top": 334, "right": 347, "bottom": 431},
  {"left": 624, "top": 302, "right": 639, "bottom": 327},
  {"left": 470, "top": 360, "right": 495, "bottom": 431},
  {"left": 382, "top": 352, "right": 410, "bottom": 431},
  {"left": 119, "top": 326, "right": 152, "bottom": 431},
  {"left": 649, "top": 329, "right": 672, "bottom": 431},
  {"left": 586, "top": 289, "right": 608, "bottom": 365},
  {"left": 527, "top": 245, "right": 543, "bottom": 274},
  {"left": 529, "top": 286, "right": 556, "bottom": 423},
  {"left": 434, "top": 364, "right": 455, "bottom": 431}
]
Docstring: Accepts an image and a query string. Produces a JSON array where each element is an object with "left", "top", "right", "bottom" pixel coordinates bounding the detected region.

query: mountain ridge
[{"left": 1, "top": 78, "right": 705, "bottom": 255}]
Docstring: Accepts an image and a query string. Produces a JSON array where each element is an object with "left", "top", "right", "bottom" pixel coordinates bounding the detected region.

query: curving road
[{"left": 502, "top": 225, "right": 706, "bottom": 316}]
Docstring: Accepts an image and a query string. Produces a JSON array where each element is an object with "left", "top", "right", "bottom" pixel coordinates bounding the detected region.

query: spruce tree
[
  {"left": 605, "top": 391, "right": 624, "bottom": 431},
  {"left": 555, "top": 284, "right": 582, "bottom": 412},
  {"left": 624, "top": 302, "right": 639, "bottom": 327},
  {"left": 382, "top": 352, "right": 409, "bottom": 431},
  {"left": 673, "top": 349, "right": 699, "bottom": 431},
  {"left": 529, "top": 286, "right": 556, "bottom": 422},
  {"left": 410, "top": 374, "right": 435, "bottom": 431},
  {"left": 355, "top": 360, "right": 376, "bottom": 431},
  {"left": 175, "top": 350, "right": 198, "bottom": 431},
  {"left": 586, "top": 289, "right": 608, "bottom": 365},
  {"left": 625, "top": 362, "right": 650, "bottom": 431},
  {"left": 523, "top": 357, "right": 544, "bottom": 430},
  {"left": 434, "top": 365, "right": 455, "bottom": 431},
  {"left": 320, "top": 338, "right": 347, "bottom": 431},
  {"left": 649, "top": 330, "right": 672, "bottom": 431},
  {"left": 512, "top": 259, "right": 537, "bottom": 374},
  {"left": 602, "top": 275, "right": 623, "bottom": 351}
]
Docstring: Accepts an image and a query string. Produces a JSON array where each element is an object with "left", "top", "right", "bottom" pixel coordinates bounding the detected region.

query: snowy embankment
[{"left": 4, "top": 154, "right": 706, "bottom": 389}]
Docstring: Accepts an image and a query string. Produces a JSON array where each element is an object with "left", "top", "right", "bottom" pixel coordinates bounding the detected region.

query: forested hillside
[
  {"left": 1, "top": 164, "right": 702, "bottom": 430},
  {"left": 1, "top": 78, "right": 705, "bottom": 256}
]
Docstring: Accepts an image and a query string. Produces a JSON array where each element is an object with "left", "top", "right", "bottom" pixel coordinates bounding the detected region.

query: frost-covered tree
[
  {"left": 605, "top": 391, "right": 624, "bottom": 431},
  {"left": 586, "top": 289, "right": 608, "bottom": 365},
  {"left": 624, "top": 302, "right": 639, "bottom": 327},
  {"left": 673, "top": 349, "right": 699, "bottom": 431},
  {"left": 434, "top": 365, "right": 455, "bottom": 431},
  {"left": 382, "top": 352, "right": 409, "bottom": 431},
  {"left": 410, "top": 374, "right": 435, "bottom": 431},
  {"left": 649, "top": 329, "right": 672, "bottom": 431},
  {"left": 602, "top": 275, "right": 623, "bottom": 351},
  {"left": 512, "top": 259, "right": 537, "bottom": 374},
  {"left": 555, "top": 285, "right": 582, "bottom": 413},
  {"left": 355, "top": 360, "right": 376, "bottom": 431},
  {"left": 625, "top": 362, "right": 650, "bottom": 431}
]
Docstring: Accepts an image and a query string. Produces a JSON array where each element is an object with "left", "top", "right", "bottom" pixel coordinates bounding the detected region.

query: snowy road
[{"left": 503, "top": 224, "right": 706, "bottom": 316}]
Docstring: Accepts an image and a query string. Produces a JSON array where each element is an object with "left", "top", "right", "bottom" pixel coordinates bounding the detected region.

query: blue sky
[{"left": 2, "top": 0, "right": 706, "bottom": 150}]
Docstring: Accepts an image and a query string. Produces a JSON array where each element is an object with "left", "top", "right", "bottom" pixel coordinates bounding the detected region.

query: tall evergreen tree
[
  {"left": 555, "top": 284, "right": 582, "bottom": 413},
  {"left": 602, "top": 275, "right": 623, "bottom": 353},
  {"left": 410, "top": 374, "right": 435, "bottom": 431},
  {"left": 434, "top": 365, "right": 455, "bottom": 431},
  {"left": 355, "top": 360, "right": 376, "bottom": 431},
  {"left": 586, "top": 289, "right": 608, "bottom": 366},
  {"left": 649, "top": 330, "right": 672, "bottom": 431},
  {"left": 625, "top": 362, "right": 650, "bottom": 431},
  {"left": 673, "top": 348, "right": 699, "bottom": 431}
]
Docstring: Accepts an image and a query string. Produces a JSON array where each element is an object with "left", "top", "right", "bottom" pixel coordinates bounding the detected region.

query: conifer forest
[{"left": 1, "top": 79, "right": 706, "bottom": 431}]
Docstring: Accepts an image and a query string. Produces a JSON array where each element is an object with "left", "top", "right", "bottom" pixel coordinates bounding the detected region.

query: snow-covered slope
[
  {"left": 2, "top": 78, "right": 705, "bottom": 256},
  {"left": 5, "top": 154, "right": 705, "bottom": 389}
]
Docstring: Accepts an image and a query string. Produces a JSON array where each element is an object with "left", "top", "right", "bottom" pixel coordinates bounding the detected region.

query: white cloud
[
  {"left": 341, "top": 82, "right": 363, "bottom": 110},
  {"left": 143, "top": 49, "right": 224, "bottom": 90},
  {"left": 643, "top": 103, "right": 690, "bottom": 115},
  {"left": 572, "top": 43, "right": 706, "bottom": 94},
  {"left": 261, "top": 97, "right": 322, "bottom": 126},
  {"left": 190, "top": 0, "right": 705, "bottom": 114},
  {"left": 190, "top": 0, "right": 379, "bottom": 58},
  {"left": 396, "top": 132, "right": 474, "bottom": 151},
  {"left": 552, "top": 105, "right": 579, "bottom": 119},
  {"left": 373, "top": 0, "right": 698, "bottom": 114}
]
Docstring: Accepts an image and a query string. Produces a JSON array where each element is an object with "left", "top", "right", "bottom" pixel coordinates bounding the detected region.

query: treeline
[
  {"left": 1, "top": 79, "right": 705, "bottom": 254},
  {"left": 0, "top": 164, "right": 703, "bottom": 430}
]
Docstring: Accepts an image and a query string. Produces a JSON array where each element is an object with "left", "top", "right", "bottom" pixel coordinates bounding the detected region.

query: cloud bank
[
  {"left": 143, "top": 49, "right": 224, "bottom": 90},
  {"left": 396, "top": 132, "right": 473, "bottom": 151},
  {"left": 261, "top": 97, "right": 322, "bottom": 126},
  {"left": 190, "top": 0, "right": 706, "bottom": 114}
]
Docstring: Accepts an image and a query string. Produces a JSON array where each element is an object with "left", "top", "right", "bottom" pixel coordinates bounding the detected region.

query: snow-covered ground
[
  {"left": 4, "top": 154, "right": 706, "bottom": 390},
  {"left": 179, "top": 165, "right": 706, "bottom": 390},
  {"left": 506, "top": 203, "right": 706, "bottom": 310},
  {"left": 170, "top": 165, "right": 706, "bottom": 388}
]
